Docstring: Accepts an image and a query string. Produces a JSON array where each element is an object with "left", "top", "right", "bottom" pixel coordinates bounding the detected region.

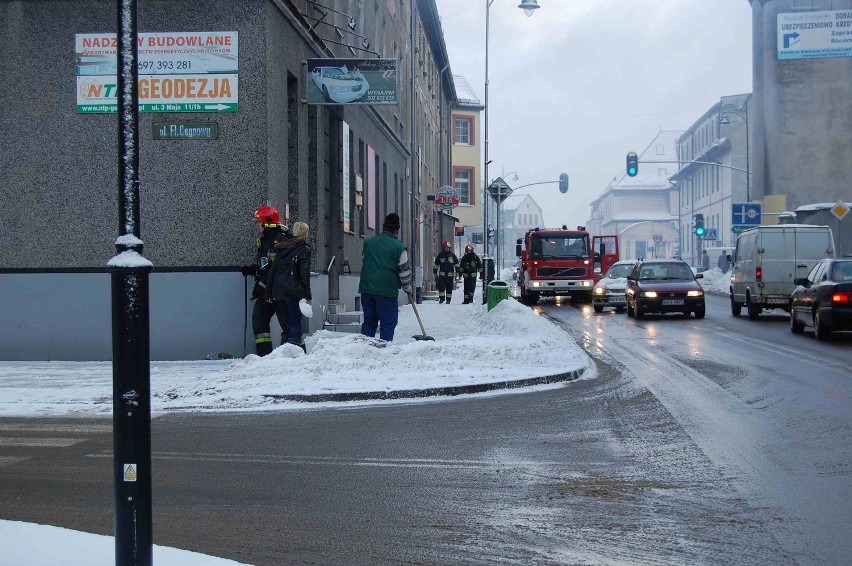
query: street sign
[
  {"left": 830, "top": 201, "right": 850, "bottom": 220},
  {"left": 434, "top": 185, "right": 460, "bottom": 210},
  {"left": 652, "top": 233, "right": 663, "bottom": 243},
  {"left": 732, "top": 202, "right": 761, "bottom": 225},
  {"left": 732, "top": 225, "right": 755, "bottom": 234},
  {"left": 703, "top": 229, "right": 718, "bottom": 241},
  {"left": 153, "top": 122, "right": 218, "bottom": 140},
  {"left": 487, "top": 177, "right": 513, "bottom": 204}
]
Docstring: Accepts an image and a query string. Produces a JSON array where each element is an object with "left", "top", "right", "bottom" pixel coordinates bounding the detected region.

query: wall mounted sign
[
  {"left": 75, "top": 31, "right": 239, "bottom": 113},
  {"left": 153, "top": 122, "right": 218, "bottom": 140},
  {"left": 306, "top": 58, "right": 398, "bottom": 105}
]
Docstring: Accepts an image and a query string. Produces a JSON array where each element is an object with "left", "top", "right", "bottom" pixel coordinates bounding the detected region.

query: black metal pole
[{"left": 110, "top": 1, "right": 153, "bottom": 564}]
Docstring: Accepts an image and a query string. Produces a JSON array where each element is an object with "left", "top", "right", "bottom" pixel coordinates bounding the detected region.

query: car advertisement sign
[
  {"left": 75, "top": 31, "right": 239, "bottom": 113},
  {"left": 306, "top": 58, "right": 398, "bottom": 105},
  {"left": 434, "top": 186, "right": 460, "bottom": 210},
  {"left": 777, "top": 10, "right": 852, "bottom": 60}
]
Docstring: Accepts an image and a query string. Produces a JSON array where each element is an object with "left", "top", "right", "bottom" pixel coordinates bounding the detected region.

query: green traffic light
[{"left": 696, "top": 227, "right": 706, "bottom": 236}]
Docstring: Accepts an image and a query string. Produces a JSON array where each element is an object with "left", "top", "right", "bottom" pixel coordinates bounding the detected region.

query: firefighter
[
  {"left": 459, "top": 244, "right": 482, "bottom": 304},
  {"left": 433, "top": 241, "right": 460, "bottom": 304},
  {"left": 241, "top": 205, "right": 291, "bottom": 356}
]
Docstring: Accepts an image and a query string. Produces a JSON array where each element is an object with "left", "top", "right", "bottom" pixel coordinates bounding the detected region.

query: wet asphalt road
[{"left": 0, "top": 294, "right": 850, "bottom": 565}]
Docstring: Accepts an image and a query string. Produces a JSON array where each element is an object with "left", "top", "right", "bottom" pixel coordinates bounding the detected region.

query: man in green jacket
[{"left": 359, "top": 213, "right": 412, "bottom": 341}]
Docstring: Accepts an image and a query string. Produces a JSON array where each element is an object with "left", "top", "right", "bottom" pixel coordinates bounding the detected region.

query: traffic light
[
  {"left": 558, "top": 173, "right": 569, "bottom": 193},
  {"left": 694, "top": 213, "right": 706, "bottom": 237},
  {"left": 626, "top": 152, "right": 639, "bottom": 177}
]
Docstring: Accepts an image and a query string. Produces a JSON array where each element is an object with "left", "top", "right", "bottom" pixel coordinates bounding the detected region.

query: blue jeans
[
  {"left": 273, "top": 297, "right": 304, "bottom": 345},
  {"left": 360, "top": 292, "right": 399, "bottom": 341}
]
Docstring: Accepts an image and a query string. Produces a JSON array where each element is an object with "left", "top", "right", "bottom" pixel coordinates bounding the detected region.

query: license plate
[
  {"left": 609, "top": 297, "right": 626, "bottom": 303},
  {"left": 662, "top": 299, "right": 684, "bottom": 305},
  {"left": 767, "top": 298, "right": 788, "bottom": 304}
]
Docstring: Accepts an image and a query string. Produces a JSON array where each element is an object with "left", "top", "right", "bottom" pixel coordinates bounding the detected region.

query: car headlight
[
  {"left": 594, "top": 286, "right": 606, "bottom": 295},
  {"left": 642, "top": 291, "right": 658, "bottom": 298},
  {"left": 687, "top": 290, "right": 704, "bottom": 297},
  {"left": 533, "top": 282, "right": 541, "bottom": 287}
]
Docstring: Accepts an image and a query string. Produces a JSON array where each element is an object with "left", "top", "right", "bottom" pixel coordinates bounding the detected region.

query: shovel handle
[{"left": 407, "top": 291, "right": 429, "bottom": 337}]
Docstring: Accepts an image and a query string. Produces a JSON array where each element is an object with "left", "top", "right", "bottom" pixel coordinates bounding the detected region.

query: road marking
[
  {"left": 0, "top": 438, "right": 84, "bottom": 447},
  {"left": 0, "top": 456, "right": 29, "bottom": 467},
  {"left": 86, "top": 451, "right": 566, "bottom": 471},
  {"left": 0, "top": 424, "right": 111, "bottom": 434}
]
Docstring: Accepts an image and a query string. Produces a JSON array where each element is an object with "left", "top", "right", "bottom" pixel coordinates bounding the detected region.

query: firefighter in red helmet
[
  {"left": 241, "top": 205, "right": 291, "bottom": 356},
  {"left": 459, "top": 243, "right": 483, "bottom": 304},
  {"left": 433, "top": 240, "right": 460, "bottom": 304}
]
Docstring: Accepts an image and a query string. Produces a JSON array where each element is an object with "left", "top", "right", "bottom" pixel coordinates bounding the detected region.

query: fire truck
[{"left": 515, "top": 226, "right": 619, "bottom": 305}]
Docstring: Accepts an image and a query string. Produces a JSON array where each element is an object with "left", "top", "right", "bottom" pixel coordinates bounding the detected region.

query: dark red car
[
  {"left": 790, "top": 258, "right": 852, "bottom": 340},
  {"left": 626, "top": 259, "right": 705, "bottom": 319}
]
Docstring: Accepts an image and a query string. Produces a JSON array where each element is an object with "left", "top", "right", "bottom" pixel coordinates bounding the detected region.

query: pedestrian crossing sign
[{"left": 123, "top": 463, "right": 137, "bottom": 482}]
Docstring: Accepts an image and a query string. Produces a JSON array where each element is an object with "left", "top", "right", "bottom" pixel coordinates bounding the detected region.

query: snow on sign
[
  {"left": 75, "top": 32, "right": 239, "bottom": 113},
  {"left": 434, "top": 186, "right": 460, "bottom": 210},
  {"left": 777, "top": 10, "right": 852, "bottom": 60}
]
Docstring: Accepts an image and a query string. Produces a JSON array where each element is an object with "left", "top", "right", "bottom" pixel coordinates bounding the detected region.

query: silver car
[{"left": 593, "top": 260, "right": 637, "bottom": 312}]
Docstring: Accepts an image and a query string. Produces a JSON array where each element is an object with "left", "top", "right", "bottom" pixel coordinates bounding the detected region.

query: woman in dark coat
[{"left": 266, "top": 222, "right": 312, "bottom": 351}]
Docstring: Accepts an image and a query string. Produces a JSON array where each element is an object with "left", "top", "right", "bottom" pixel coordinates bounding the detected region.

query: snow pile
[
  {"left": 700, "top": 267, "right": 731, "bottom": 295},
  {"left": 0, "top": 295, "right": 590, "bottom": 416}
]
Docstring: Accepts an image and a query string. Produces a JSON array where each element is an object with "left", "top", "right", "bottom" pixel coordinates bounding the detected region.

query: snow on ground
[
  {"left": 699, "top": 267, "right": 732, "bottom": 295},
  {"left": 0, "top": 520, "right": 250, "bottom": 566},
  {"left": 0, "top": 282, "right": 591, "bottom": 416}
]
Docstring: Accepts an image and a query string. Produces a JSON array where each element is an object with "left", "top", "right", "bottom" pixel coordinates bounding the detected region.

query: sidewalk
[{"left": 0, "top": 281, "right": 592, "bottom": 416}]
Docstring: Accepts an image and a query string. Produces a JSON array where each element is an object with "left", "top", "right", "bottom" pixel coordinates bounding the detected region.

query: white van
[{"left": 730, "top": 225, "right": 835, "bottom": 319}]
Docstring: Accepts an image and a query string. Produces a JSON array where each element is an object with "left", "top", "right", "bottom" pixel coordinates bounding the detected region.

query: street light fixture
[
  {"left": 483, "top": 0, "right": 540, "bottom": 265},
  {"left": 518, "top": 1, "right": 541, "bottom": 17},
  {"left": 719, "top": 105, "right": 750, "bottom": 202}
]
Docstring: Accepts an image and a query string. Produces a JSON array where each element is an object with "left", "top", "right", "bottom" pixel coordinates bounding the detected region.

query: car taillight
[
  {"left": 832, "top": 293, "right": 850, "bottom": 303},
  {"left": 755, "top": 267, "right": 762, "bottom": 282}
]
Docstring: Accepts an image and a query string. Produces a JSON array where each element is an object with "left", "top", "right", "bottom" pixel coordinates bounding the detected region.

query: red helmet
[
  {"left": 254, "top": 206, "right": 280, "bottom": 226},
  {"left": 442, "top": 241, "right": 451, "bottom": 249},
  {"left": 465, "top": 244, "right": 474, "bottom": 253}
]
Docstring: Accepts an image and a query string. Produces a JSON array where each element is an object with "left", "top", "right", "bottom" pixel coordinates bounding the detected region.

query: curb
[{"left": 261, "top": 367, "right": 586, "bottom": 403}]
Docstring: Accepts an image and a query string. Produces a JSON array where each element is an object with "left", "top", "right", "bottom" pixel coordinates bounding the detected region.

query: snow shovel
[{"left": 406, "top": 291, "right": 435, "bottom": 341}]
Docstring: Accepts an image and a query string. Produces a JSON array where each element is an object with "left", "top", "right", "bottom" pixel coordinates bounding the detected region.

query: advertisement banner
[
  {"left": 777, "top": 11, "right": 852, "bottom": 60},
  {"left": 75, "top": 31, "right": 239, "bottom": 113},
  {"left": 306, "top": 58, "right": 398, "bottom": 105}
]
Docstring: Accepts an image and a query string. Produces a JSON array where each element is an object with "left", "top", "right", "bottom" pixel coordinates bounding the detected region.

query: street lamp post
[
  {"left": 720, "top": 105, "right": 750, "bottom": 202},
  {"left": 483, "top": 1, "right": 539, "bottom": 261}
]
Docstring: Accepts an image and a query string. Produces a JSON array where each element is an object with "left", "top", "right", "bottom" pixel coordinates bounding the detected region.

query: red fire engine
[{"left": 515, "top": 226, "right": 619, "bottom": 305}]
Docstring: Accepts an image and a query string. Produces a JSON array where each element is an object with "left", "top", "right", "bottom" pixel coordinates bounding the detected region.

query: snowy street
[{"left": 1, "top": 291, "right": 850, "bottom": 565}]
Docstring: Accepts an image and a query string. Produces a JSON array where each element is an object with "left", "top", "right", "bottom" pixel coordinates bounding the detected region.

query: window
[
  {"left": 453, "top": 167, "right": 474, "bottom": 204},
  {"left": 656, "top": 144, "right": 665, "bottom": 155},
  {"left": 453, "top": 116, "right": 473, "bottom": 145}
]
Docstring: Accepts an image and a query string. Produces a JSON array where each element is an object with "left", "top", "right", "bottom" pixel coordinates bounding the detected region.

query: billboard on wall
[
  {"left": 306, "top": 58, "right": 398, "bottom": 105},
  {"left": 75, "top": 31, "right": 239, "bottom": 113},
  {"left": 777, "top": 10, "right": 852, "bottom": 60}
]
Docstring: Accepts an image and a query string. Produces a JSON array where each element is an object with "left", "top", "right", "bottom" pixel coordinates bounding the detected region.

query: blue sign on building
[{"left": 732, "top": 203, "right": 761, "bottom": 226}]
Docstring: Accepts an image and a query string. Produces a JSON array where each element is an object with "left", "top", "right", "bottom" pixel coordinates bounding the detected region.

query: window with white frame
[
  {"left": 453, "top": 167, "right": 474, "bottom": 204},
  {"left": 453, "top": 116, "right": 473, "bottom": 145}
]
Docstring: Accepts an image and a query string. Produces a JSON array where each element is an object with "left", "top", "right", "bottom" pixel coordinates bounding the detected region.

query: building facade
[
  {"left": 587, "top": 130, "right": 682, "bottom": 262},
  {"left": 0, "top": 0, "right": 459, "bottom": 360},
  {"left": 448, "top": 75, "right": 484, "bottom": 254}
]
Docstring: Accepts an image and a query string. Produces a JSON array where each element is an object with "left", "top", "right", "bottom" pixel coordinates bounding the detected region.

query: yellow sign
[
  {"left": 123, "top": 464, "right": 137, "bottom": 482},
  {"left": 830, "top": 201, "right": 849, "bottom": 220}
]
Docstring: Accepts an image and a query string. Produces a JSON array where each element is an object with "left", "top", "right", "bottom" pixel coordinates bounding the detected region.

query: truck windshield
[{"left": 531, "top": 234, "right": 589, "bottom": 259}]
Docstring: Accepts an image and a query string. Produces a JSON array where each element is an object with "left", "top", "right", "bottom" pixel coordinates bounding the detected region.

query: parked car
[
  {"left": 626, "top": 259, "right": 705, "bottom": 319},
  {"left": 789, "top": 258, "right": 852, "bottom": 340},
  {"left": 310, "top": 66, "right": 370, "bottom": 103},
  {"left": 593, "top": 260, "right": 637, "bottom": 312}
]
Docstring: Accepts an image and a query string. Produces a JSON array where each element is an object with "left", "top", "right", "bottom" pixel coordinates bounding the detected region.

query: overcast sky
[{"left": 434, "top": 0, "right": 753, "bottom": 230}]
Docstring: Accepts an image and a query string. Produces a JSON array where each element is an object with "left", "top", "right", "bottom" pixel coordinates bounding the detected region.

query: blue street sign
[
  {"left": 703, "top": 229, "right": 718, "bottom": 241},
  {"left": 732, "top": 203, "right": 761, "bottom": 226}
]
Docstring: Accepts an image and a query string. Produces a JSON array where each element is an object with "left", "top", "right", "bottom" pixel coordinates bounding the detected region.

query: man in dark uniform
[
  {"left": 433, "top": 241, "right": 460, "bottom": 304},
  {"left": 459, "top": 244, "right": 482, "bottom": 304},
  {"left": 241, "top": 205, "right": 290, "bottom": 356}
]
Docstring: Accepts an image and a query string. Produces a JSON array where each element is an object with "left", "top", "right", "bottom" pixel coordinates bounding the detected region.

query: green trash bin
[{"left": 487, "top": 280, "right": 510, "bottom": 311}]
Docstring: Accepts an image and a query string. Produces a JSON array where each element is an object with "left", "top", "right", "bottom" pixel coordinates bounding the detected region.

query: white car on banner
[{"left": 310, "top": 66, "right": 370, "bottom": 103}]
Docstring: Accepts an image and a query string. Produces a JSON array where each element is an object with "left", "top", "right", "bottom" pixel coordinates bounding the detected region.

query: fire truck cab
[{"left": 516, "top": 226, "right": 619, "bottom": 305}]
